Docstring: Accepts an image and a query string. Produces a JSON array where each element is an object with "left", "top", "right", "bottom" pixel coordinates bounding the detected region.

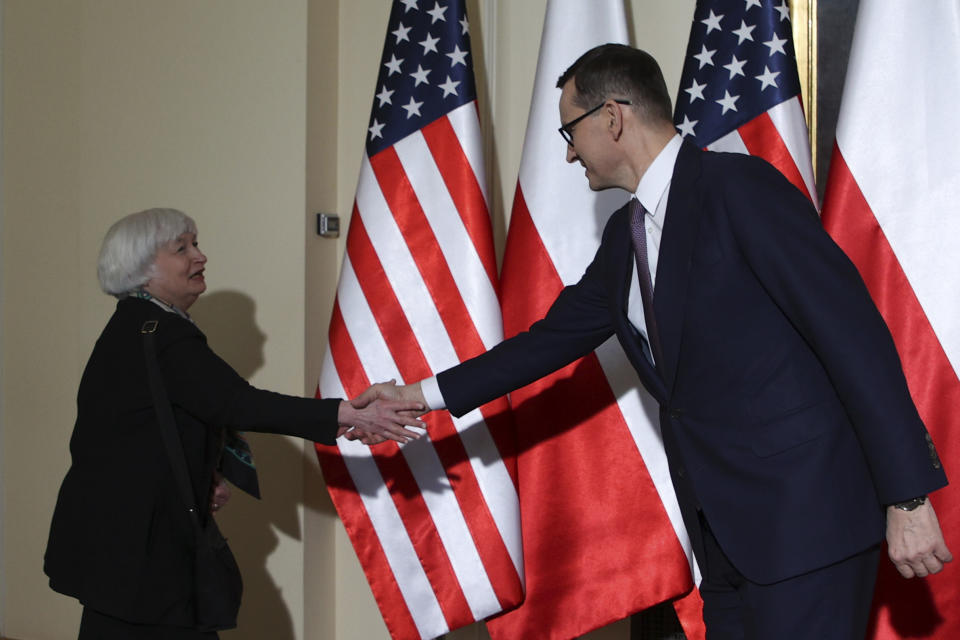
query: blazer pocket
[{"left": 750, "top": 400, "right": 838, "bottom": 457}]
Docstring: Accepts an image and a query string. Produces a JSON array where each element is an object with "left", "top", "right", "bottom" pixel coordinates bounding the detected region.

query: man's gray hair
[{"left": 97, "top": 208, "right": 197, "bottom": 296}]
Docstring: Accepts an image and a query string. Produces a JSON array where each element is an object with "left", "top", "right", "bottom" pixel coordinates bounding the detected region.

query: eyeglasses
[{"left": 558, "top": 99, "right": 632, "bottom": 145}]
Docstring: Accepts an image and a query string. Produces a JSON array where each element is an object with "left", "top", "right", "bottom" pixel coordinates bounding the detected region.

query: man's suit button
[
  {"left": 676, "top": 467, "right": 686, "bottom": 478},
  {"left": 669, "top": 409, "right": 683, "bottom": 419}
]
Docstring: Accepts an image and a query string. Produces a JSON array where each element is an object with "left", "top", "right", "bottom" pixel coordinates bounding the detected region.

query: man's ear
[{"left": 606, "top": 99, "right": 625, "bottom": 141}]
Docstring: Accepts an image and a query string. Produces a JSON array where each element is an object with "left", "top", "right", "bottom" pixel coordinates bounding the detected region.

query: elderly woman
[{"left": 44, "top": 208, "right": 419, "bottom": 639}]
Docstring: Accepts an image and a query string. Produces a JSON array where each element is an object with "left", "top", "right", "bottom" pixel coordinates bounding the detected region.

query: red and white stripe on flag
[
  {"left": 486, "top": 2, "right": 700, "bottom": 639},
  {"left": 706, "top": 96, "right": 816, "bottom": 206},
  {"left": 315, "top": 2, "right": 523, "bottom": 638},
  {"left": 821, "top": 2, "right": 960, "bottom": 638}
]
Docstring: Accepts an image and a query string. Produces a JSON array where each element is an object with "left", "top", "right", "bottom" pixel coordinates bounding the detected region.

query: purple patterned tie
[{"left": 629, "top": 198, "right": 664, "bottom": 368}]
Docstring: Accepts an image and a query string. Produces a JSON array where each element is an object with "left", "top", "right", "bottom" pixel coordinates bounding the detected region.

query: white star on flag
[
  {"left": 410, "top": 64, "right": 431, "bottom": 86},
  {"left": 694, "top": 44, "right": 717, "bottom": 68},
  {"left": 392, "top": 22, "right": 411, "bottom": 43},
  {"left": 427, "top": 2, "right": 446, "bottom": 23},
  {"left": 384, "top": 53, "right": 403, "bottom": 75},
  {"left": 677, "top": 115, "right": 698, "bottom": 138},
  {"left": 723, "top": 54, "right": 747, "bottom": 79},
  {"left": 775, "top": 1, "right": 790, "bottom": 21},
  {"left": 764, "top": 33, "right": 788, "bottom": 56},
  {"left": 439, "top": 76, "right": 460, "bottom": 97},
  {"left": 419, "top": 32, "right": 440, "bottom": 54},
  {"left": 375, "top": 86, "right": 394, "bottom": 106},
  {"left": 716, "top": 90, "right": 739, "bottom": 114},
  {"left": 755, "top": 66, "right": 780, "bottom": 90},
  {"left": 401, "top": 95, "right": 423, "bottom": 118},
  {"left": 685, "top": 78, "right": 707, "bottom": 102},
  {"left": 701, "top": 10, "right": 724, "bottom": 33},
  {"left": 732, "top": 20, "right": 755, "bottom": 44},
  {"left": 446, "top": 44, "right": 468, "bottom": 67}
]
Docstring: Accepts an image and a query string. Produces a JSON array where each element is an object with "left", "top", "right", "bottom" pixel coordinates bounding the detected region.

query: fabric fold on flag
[
  {"left": 820, "top": 2, "right": 960, "bottom": 638},
  {"left": 486, "top": 2, "right": 699, "bottom": 639},
  {"left": 315, "top": 2, "right": 522, "bottom": 639}
]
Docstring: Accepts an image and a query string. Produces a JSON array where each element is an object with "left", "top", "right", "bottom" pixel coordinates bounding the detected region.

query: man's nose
[{"left": 565, "top": 143, "right": 578, "bottom": 163}]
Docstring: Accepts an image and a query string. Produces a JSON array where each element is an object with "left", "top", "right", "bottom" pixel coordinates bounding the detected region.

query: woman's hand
[
  {"left": 337, "top": 392, "right": 425, "bottom": 444},
  {"left": 209, "top": 471, "right": 231, "bottom": 514}
]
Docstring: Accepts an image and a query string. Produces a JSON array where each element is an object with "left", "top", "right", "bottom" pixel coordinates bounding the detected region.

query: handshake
[{"left": 335, "top": 380, "right": 429, "bottom": 445}]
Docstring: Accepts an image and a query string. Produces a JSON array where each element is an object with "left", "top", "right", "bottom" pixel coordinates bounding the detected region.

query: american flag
[
  {"left": 314, "top": 1, "right": 523, "bottom": 638},
  {"left": 675, "top": 0, "right": 816, "bottom": 204}
]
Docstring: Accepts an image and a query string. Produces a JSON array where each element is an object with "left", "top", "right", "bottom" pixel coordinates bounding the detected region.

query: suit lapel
[{"left": 654, "top": 140, "right": 703, "bottom": 395}]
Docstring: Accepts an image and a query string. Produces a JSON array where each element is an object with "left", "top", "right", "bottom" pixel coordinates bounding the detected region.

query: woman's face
[{"left": 144, "top": 231, "right": 207, "bottom": 310}]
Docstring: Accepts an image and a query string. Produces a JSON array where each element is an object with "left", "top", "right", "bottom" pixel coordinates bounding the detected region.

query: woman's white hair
[{"left": 97, "top": 208, "right": 198, "bottom": 296}]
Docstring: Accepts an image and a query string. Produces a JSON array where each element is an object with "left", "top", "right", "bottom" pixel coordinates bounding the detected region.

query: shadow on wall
[{"left": 190, "top": 290, "right": 333, "bottom": 640}]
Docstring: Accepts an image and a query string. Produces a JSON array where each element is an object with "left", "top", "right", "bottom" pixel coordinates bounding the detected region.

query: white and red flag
[
  {"left": 488, "top": 1, "right": 700, "bottom": 638},
  {"left": 314, "top": 1, "right": 522, "bottom": 638},
  {"left": 820, "top": 2, "right": 960, "bottom": 638},
  {"left": 674, "top": 0, "right": 817, "bottom": 205}
]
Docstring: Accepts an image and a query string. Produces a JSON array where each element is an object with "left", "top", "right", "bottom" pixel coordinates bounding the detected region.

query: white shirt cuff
[{"left": 419, "top": 376, "right": 447, "bottom": 411}]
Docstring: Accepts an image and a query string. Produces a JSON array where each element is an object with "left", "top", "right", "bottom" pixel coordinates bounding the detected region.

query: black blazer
[
  {"left": 437, "top": 140, "right": 947, "bottom": 584},
  {"left": 45, "top": 297, "right": 340, "bottom": 625}
]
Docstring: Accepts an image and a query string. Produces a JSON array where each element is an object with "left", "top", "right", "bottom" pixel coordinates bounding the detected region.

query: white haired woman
[{"left": 44, "top": 208, "right": 420, "bottom": 639}]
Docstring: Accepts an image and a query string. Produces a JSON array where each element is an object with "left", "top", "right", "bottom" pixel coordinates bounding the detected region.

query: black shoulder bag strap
[
  {"left": 140, "top": 319, "right": 242, "bottom": 631},
  {"left": 140, "top": 320, "right": 201, "bottom": 518}
]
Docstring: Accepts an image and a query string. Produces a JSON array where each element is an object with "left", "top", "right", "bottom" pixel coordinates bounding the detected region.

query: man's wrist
[
  {"left": 419, "top": 376, "right": 445, "bottom": 411},
  {"left": 891, "top": 495, "right": 927, "bottom": 511}
]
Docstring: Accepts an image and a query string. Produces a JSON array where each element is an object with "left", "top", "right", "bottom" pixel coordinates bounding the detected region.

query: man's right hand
[{"left": 344, "top": 381, "right": 430, "bottom": 445}]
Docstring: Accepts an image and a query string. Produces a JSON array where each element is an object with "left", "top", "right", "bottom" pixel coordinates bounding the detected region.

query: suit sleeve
[
  {"left": 158, "top": 325, "right": 340, "bottom": 445},
  {"left": 720, "top": 155, "right": 946, "bottom": 502},
  {"left": 438, "top": 240, "right": 616, "bottom": 417}
]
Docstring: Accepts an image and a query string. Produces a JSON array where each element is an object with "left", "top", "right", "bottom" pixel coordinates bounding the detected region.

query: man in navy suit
[{"left": 371, "top": 44, "right": 951, "bottom": 638}]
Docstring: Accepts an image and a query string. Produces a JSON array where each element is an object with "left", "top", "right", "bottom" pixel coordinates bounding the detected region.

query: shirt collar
[{"left": 634, "top": 133, "right": 682, "bottom": 220}]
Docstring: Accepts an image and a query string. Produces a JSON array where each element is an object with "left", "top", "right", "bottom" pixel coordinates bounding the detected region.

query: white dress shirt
[
  {"left": 421, "top": 134, "right": 683, "bottom": 410},
  {"left": 626, "top": 133, "right": 682, "bottom": 362}
]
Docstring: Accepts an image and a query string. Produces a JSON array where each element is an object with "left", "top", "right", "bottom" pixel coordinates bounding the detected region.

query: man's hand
[
  {"left": 340, "top": 382, "right": 430, "bottom": 445},
  {"left": 337, "top": 385, "right": 426, "bottom": 444},
  {"left": 351, "top": 380, "right": 400, "bottom": 408},
  {"left": 886, "top": 500, "right": 953, "bottom": 578},
  {"left": 352, "top": 381, "right": 427, "bottom": 409}
]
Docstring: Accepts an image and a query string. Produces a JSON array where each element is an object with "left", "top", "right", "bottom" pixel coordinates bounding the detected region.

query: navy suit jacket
[{"left": 437, "top": 140, "right": 946, "bottom": 584}]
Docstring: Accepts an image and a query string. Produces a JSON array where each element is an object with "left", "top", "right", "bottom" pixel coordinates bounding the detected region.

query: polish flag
[
  {"left": 820, "top": 2, "right": 960, "bottom": 638},
  {"left": 486, "top": 1, "right": 701, "bottom": 638}
]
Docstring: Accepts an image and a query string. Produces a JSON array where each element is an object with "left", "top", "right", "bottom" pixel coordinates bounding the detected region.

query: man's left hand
[{"left": 886, "top": 500, "right": 952, "bottom": 578}]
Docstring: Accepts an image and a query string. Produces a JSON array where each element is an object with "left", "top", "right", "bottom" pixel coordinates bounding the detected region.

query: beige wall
[
  {"left": 1, "top": 1, "right": 312, "bottom": 638},
  {"left": 0, "top": 1, "right": 693, "bottom": 639}
]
